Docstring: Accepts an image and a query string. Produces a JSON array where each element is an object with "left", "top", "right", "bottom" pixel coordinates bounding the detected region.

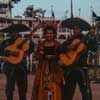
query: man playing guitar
[
  {"left": 58, "top": 25, "right": 98, "bottom": 100},
  {"left": 0, "top": 26, "right": 34, "bottom": 100}
]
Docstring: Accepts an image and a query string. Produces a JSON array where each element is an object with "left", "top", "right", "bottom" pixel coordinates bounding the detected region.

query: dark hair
[{"left": 43, "top": 25, "right": 57, "bottom": 35}]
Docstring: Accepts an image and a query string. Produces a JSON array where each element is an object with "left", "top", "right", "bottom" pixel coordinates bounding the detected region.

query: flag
[
  {"left": 92, "top": 10, "right": 97, "bottom": 18},
  {"left": 96, "top": 17, "right": 100, "bottom": 22},
  {"left": 91, "top": 10, "right": 97, "bottom": 25},
  {"left": 51, "top": 7, "right": 55, "bottom": 18},
  {"left": 92, "top": 10, "right": 100, "bottom": 23}
]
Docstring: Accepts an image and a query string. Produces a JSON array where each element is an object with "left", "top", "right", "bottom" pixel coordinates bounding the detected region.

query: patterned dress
[{"left": 31, "top": 40, "right": 63, "bottom": 100}]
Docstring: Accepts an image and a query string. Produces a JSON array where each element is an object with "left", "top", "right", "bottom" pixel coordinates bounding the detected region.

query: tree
[
  {"left": 23, "top": 5, "right": 46, "bottom": 18},
  {"left": 23, "top": 5, "right": 34, "bottom": 17},
  {"left": 35, "top": 8, "right": 46, "bottom": 18}
]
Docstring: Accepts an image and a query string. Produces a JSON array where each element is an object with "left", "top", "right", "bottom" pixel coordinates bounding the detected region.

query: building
[
  {"left": 0, "top": 0, "right": 21, "bottom": 29},
  {"left": 0, "top": 0, "right": 14, "bottom": 18},
  {"left": 0, "top": 0, "right": 69, "bottom": 41},
  {"left": 0, "top": 0, "right": 13, "bottom": 29}
]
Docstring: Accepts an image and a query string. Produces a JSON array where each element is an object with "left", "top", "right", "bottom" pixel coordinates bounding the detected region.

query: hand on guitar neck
[{"left": 67, "top": 39, "right": 82, "bottom": 49}]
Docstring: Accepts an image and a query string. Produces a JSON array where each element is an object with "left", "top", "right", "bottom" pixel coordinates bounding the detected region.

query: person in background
[
  {"left": 31, "top": 25, "right": 63, "bottom": 100},
  {"left": 58, "top": 25, "right": 98, "bottom": 100},
  {"left": 24, "top": 33, "right": 34, "bottom": 74},
  {"left": 87, "top": 26, "right": 98, "bottom": 64},
  {"left": 87, "top": 26, "right": 98, "bottom": 80},
  {"left": 0, "top": 29, "right": 34, "bottom": 100}
]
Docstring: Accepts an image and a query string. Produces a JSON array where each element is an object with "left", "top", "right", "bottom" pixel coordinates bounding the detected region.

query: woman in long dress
[{"left": 31, "top": 25, "right": 63, "bottom": 100}]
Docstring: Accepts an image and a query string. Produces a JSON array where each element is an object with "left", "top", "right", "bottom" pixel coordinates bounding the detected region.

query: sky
[{"left": 12, "top": 0, "right": 100, "bottom": 22}]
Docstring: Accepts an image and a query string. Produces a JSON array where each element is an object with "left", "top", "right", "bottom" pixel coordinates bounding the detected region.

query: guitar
[
  {"left": 4, "top": 38, "right": 30, "bottom": 64},
  {"left": 59, "top": 34, "right": 89, "bottom": 66},
  {"left": 4, "top": 19, "right": 42, "bottom": 64}
]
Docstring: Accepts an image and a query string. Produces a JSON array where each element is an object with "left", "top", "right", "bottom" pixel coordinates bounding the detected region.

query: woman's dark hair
[{"left": 43, "top": 25, "right": 57, "bottom": 35}]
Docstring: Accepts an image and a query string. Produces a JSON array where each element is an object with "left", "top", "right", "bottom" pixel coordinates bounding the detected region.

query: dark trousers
[
  {"left": 5, "top": 64, "right": 27, "bottom": 100},
  {"left": 62, "top": 69, "right": 92, "bottom": 100}
]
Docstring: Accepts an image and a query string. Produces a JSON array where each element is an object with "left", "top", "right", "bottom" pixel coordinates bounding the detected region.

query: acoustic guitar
[
  {"left": 4, "top": 19, "right": 42, "bottom": 64},
  {"left": 59, "top": 34, "right": 89, "bottom": 66},
  {"left": 4, "top": 38, "right": 29, "bottom": 64}
]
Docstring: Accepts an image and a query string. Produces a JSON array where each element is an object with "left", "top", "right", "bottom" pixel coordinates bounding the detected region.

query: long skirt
[{"left": 31, "top": 58, "right": 63, "bottom": 100}]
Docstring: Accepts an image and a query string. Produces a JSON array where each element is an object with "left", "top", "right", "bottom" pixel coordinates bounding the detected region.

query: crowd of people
[{"left": 0, "top": 18, "right": 99, "bottom": 100}]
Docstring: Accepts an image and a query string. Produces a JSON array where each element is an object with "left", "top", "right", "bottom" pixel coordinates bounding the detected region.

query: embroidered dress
[{"left": 31, "top": 40, "right": 63, "bottom": 100}]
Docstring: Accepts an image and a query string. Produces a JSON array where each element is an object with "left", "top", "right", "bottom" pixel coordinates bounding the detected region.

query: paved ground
[{"left": 0, "top": 73, "right": 100, "bottom": 100}]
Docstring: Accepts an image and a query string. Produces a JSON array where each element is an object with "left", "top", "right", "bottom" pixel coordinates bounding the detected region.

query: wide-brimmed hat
[
  {"left": 0, "top": 23, "right": 30, "bottom": 33},
  {"left": 60, "top": 17, "right": 91, "bottom": 31}
]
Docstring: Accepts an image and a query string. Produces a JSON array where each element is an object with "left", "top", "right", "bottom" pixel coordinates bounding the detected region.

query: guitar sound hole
[
  {"left": 11, "top": 52, "right": 19, "bottom": 57},
  {"left": 17, "top": 45, "right": 22, "bottom": 49}
]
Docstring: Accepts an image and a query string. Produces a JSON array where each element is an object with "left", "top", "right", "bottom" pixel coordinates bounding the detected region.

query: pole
[
  {"left": 78, "top": 8, "right": 81, "bottom": 17},
  {"left": 71, "top": 0, "right": 73, "bottom": 18}
]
